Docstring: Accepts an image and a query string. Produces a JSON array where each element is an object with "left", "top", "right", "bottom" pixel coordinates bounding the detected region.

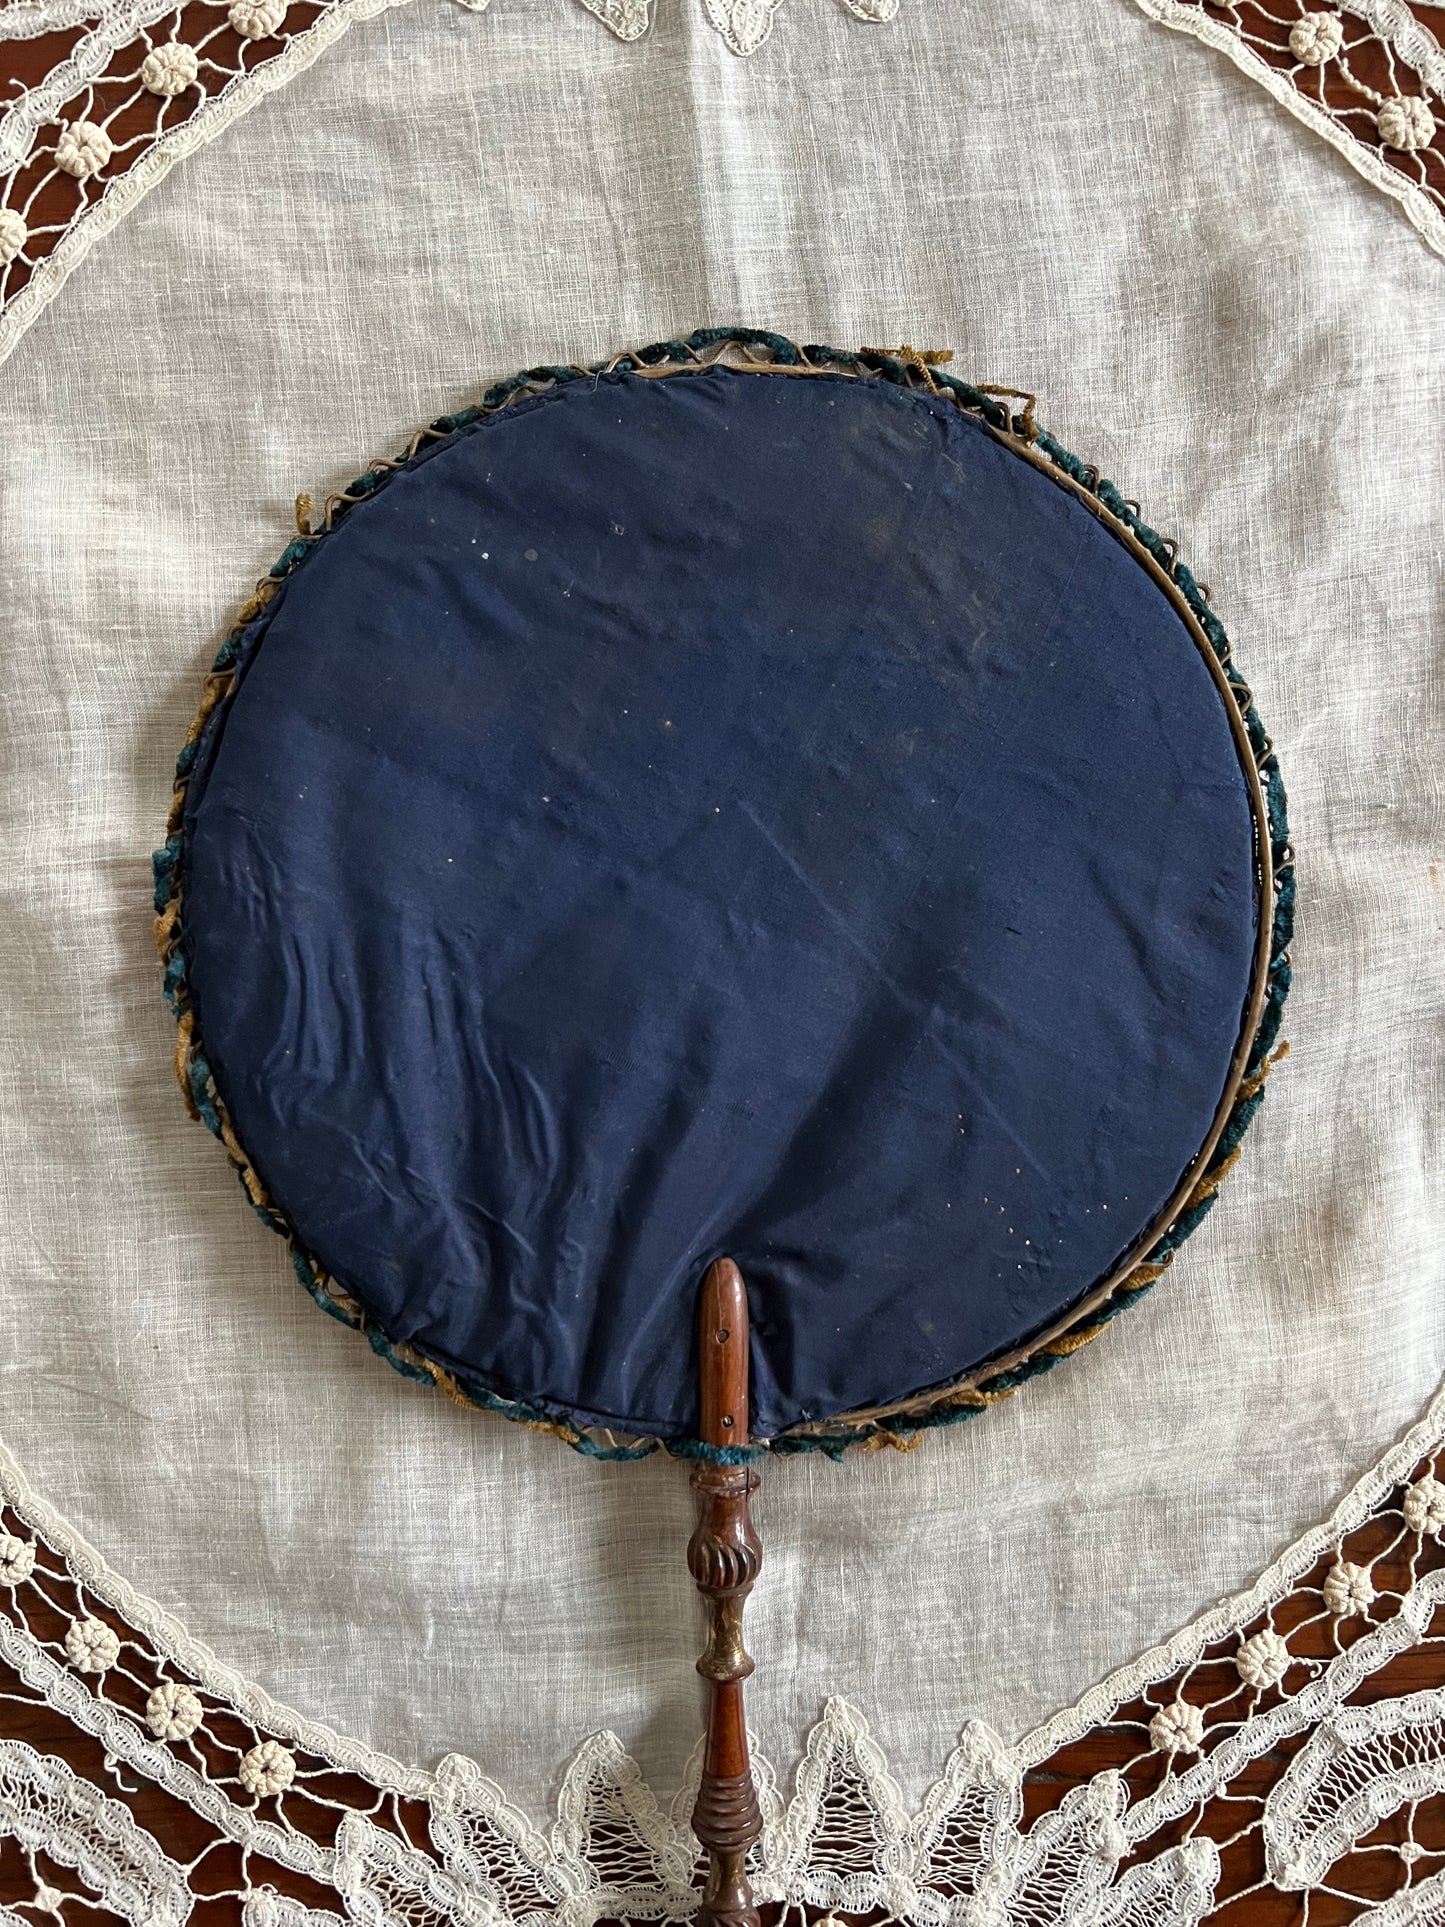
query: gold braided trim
[
  {"left": 236, "top": 579, "right": 282, "bottom": 625},
  {"left": 858, "top": 344, "right": 953, "bottom": 393},
  {"left": 172, "top": 1010, "right": 199, "bottom": 1121},
  {"left": 153, "top": 896, "right": 180, "bottom": 962},
  {"left": 1043, "top": 1325, "right": 1111, "bottom": 1360},
  {"left": 1239, "top": 1040, "right": 1290, "bottom": 1104},
  {"left": 858, "top": 1429, "right": 925, "bottom": 1453},
  {"left": 975, "top": 383, "right": 1039, "bottom": 440}
]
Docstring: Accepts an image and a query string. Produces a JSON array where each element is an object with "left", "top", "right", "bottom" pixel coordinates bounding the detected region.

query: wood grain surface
[{"left": 688, "top": 1260, "right": 765, "bottom": 1927}]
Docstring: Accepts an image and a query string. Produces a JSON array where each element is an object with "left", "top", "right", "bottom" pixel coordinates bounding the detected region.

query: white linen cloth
[{"left": 0, "top": 0, "right": 1440, "bottom": 1823}]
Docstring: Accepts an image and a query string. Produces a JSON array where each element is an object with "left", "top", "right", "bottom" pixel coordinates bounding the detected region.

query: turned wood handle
[{"left": 688, "top": 1258, "right": 763, "bottom": 1927}]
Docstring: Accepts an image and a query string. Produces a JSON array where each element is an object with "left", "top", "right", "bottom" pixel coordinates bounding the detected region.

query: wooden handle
[{"left": 688, "top": 1258, "right": 763, "bottom": 1927}]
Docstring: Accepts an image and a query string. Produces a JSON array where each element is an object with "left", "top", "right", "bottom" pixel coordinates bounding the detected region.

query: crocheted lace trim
[
  {"left": 0, "top": 0, "right": 1440, "bottom": 386},
  {"left": 4, "top": 1378, "right": 1445, "bottom": 1924}
]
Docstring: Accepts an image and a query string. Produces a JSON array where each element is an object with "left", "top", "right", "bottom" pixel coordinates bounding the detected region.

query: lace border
[
  {"left": 0, "top": 2, "right": 1440, "bottom": 395},
  {"left": 2, "top": 1373, "right": 1445, "bottom": 1923}
]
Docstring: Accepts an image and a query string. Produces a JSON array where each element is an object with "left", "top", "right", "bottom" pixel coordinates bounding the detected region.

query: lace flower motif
[
  {"left": 1377, "top": 96, "right": 1438, "bottom": 152},
  {"left": 141, "top": 43, "right": 200, "bottom": 96},
  {"left": 65, "top": 1616, "right": 121, "bottom": 1673},
  {"left": 0, "top": 1533, "right": 36, "bottom": 1586},
  {"left": 1149, "top": 1697, "right": 1206, "bottom": 1755},
  {"left": 1322, "top": 1559, "right": 1375, "bottom": 1619},
  {"left": 1236, "top": 1628, "right": 1292, "bottom": 1690},
  {"left": 1404, "top": 1475, "right": 1445, "bottom": 1537},
  {"left": 54, "top": 122, "right": 113, "bottom": 180},
  {"left": 228, "top": 0, "right": 289, "bottom": 36},
  {"left": 0, "top": 210, "right": 25, "bottom": 266},
  {"left": 146, "top": 1680, "right": 205, "bottom": 1742},
  {"left": 239, "top": 1740, "right": 297, "bottom": 1797},
  {"left": 1289, "top": 12, "right": 1344, "bottom": 65}
]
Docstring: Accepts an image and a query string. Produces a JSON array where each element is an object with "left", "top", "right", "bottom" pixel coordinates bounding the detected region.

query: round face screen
[{"left": 170, "top": 353, "right": 1270, "bottom": 1445}]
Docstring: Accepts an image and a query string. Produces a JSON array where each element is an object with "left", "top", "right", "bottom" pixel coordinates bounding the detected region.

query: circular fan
[{"left": 155, "top": 334, "right": 1290, "bottom": 1927}]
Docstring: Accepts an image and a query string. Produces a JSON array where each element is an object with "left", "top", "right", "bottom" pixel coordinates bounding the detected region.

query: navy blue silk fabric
[{"left": 181, "top": 366, "right": 1259, "bottom": 1439}]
